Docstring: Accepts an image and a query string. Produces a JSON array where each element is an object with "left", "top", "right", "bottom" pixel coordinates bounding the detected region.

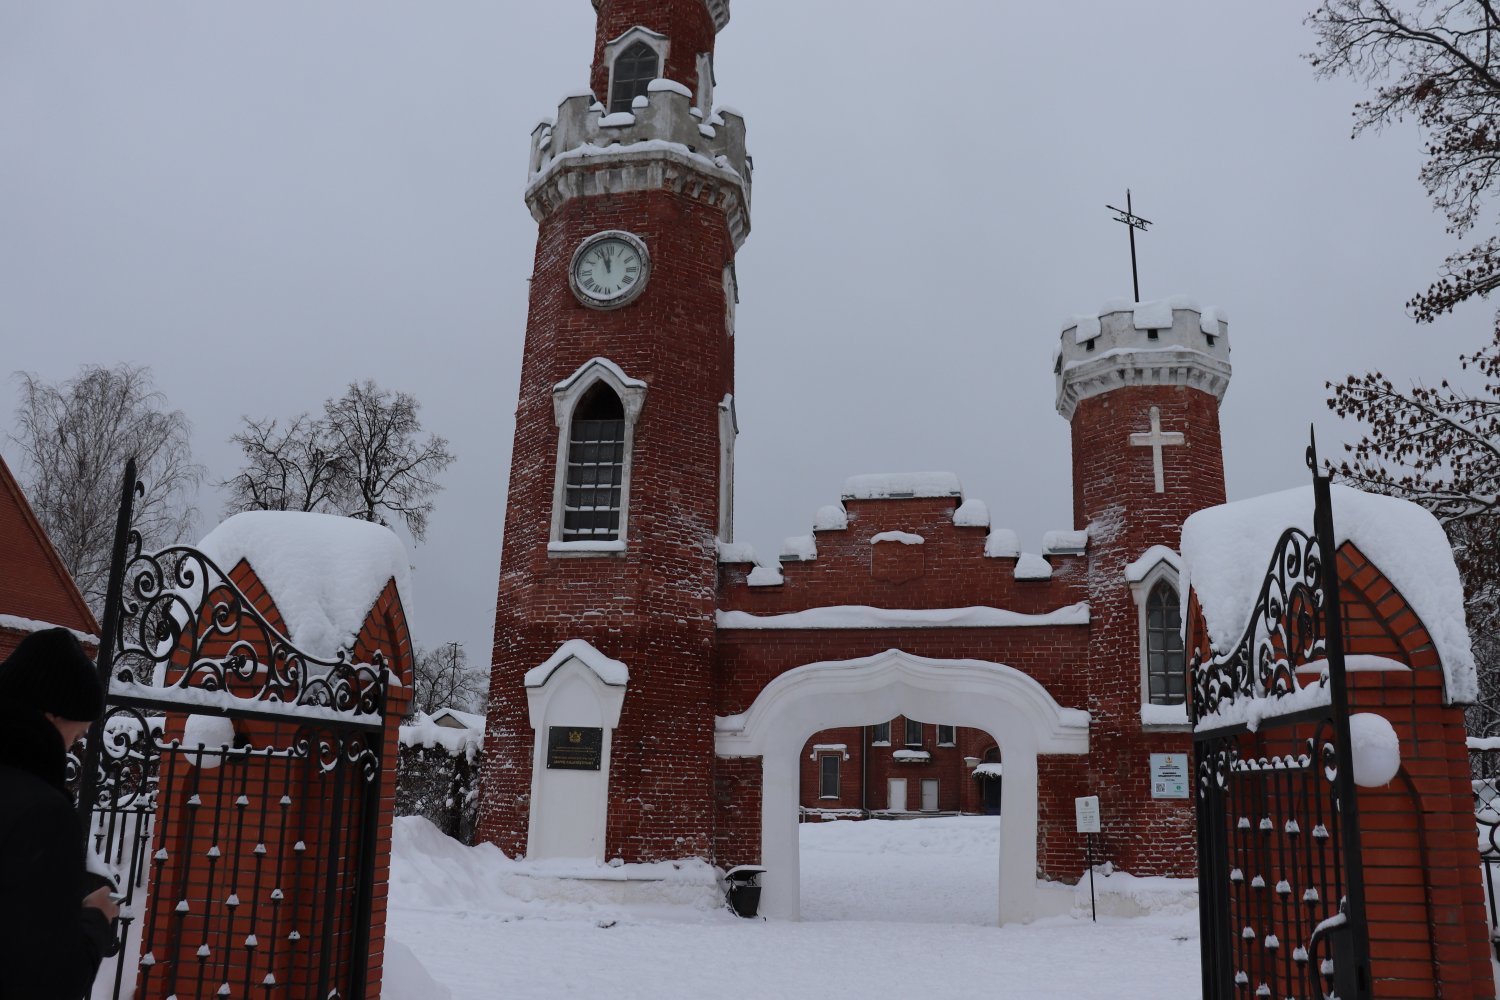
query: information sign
[
  {"left": 1074, "top": 795, "right": 1101, "bottom": 833},
  {"left": 1150, "top": 753, "right": 1190, "bottom": 799}
]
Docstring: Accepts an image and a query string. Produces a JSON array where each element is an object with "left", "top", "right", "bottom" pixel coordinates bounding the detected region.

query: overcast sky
[{"left": 2, "top": 2, "right": 1493, "bottom": 668}]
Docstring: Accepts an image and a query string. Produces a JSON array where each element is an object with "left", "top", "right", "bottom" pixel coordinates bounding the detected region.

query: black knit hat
[{"left": 0, "top": 628, "right": 104, "bottom": 722}]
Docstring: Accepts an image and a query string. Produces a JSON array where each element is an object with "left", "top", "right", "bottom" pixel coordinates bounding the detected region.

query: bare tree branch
[{"left": 9, "top": 364, "right": 203, "bottom": 613}]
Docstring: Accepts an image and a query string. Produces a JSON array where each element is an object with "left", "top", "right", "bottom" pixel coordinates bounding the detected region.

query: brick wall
[
  {"left": 1072, "top": 385, "right": 1227, "bottom": 877},
  {"left": 138, "top": 562, "right": 410, "bottom": 1000},
  {"left": 1185, "top": 542, "right": 1494, "bottom": 1000},
  {"left": 589, "top": 1, "right": 717, "bottom": 101},
  {"left": 479, "top": 182, "right": 736, "bottom": 863},
  {"left": 714, "top": 492, "right": 1095, "bottom": 878}
]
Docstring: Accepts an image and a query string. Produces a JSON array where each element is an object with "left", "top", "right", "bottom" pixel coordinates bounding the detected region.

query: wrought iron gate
[
  {"left": 74, "top": 462, "right": 391, "bottom": 1000},
  {"left": 1191, "top": 440, "right": 1371, "bottom": 1000}
]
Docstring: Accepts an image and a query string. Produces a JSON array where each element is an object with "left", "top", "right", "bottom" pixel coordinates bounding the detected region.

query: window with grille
[
  {"left": 1146, "top": 581, "right": 1186, "bottom": 705},
  {"left": 610, "top": 41, "right": 660, "bottom": 113},
  {"left": 562, "top": 384, "right": 626, "bottom": 542},
  {"left": 871, "top": 722, "right": 890, "bottom": 745},
  {"left": 819, "top": 754, "right": 840, "bottom": 798},
  {"left": 904, "top": 719, "right": 923, "bottom": 747},
  {"left": 937, "top": 725, "right": 955, "bottom": 746}
]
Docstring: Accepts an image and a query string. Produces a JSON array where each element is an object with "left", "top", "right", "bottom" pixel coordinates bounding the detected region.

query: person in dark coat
[{"left": 0, "top": 628, "right": 118, "bottom": 1000}]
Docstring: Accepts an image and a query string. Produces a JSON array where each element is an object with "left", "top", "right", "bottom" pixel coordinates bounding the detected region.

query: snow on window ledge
[
  {"left": 809, "top": 743, "right": 851, "bottom": 761},
  {"left": 892, "top": 749, "right": 931, "bottom": 763},
  {"left": 548, "top": 539, "right": 627, "bottom": 557},
  {"left": 1140, "top": 702, "right": 1190, "bottom": 730}
]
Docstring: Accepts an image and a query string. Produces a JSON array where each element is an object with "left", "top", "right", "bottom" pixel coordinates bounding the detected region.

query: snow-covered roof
[
  {"left": 1042, "top": 529, "right": 1088, "bottom": 555},
  {"left": 973, "top": 762, "right": 1003, "bottom": 778},
  {"left": 198, "top": 511, "right": 411, "bottom": 658},
  {"left": 953, "top": 499, "right": 990, "bottom": 528},
  {"left": 984, "top": 529, "right": 1020, "bottom": 559},
  {"left": 813, "top": 504, "right": 848, "bottom": 531},
  {"left": 1180, "top": 485, "right": 1477, "bottom": 703},
  {"left": 523, "top": 639, "right": 630, "bottom": 689},
  {"left": 716, "top": 539, "right": 757, "bottom": 564},
  {"left": 429, "top": 707, "right": 485, "bottom": 730},
  {"left": 1015, "top": 554, "right": 1053, "bottom": 580},
  {"left": 842, "top": 472, "right": 962, "bottom": 501}
]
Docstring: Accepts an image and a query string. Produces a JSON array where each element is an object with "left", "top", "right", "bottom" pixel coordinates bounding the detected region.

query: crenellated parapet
[
  {"left": 1054, "top": 296, "right": 1232, "bottom": 420},
  {"left": 525, "top": 79, "right": 751, "bottom": 246}
]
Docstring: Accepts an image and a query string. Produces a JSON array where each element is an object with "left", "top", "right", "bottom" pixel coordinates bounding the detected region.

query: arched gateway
[{"left": 715, "top": 650, "right": 1088, "bottom": 922}]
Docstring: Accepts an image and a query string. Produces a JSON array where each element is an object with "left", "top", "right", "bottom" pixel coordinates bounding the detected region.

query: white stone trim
[
  {"left": 718, "top": 394, "right": 736, "bottom": 542},
  {"left": 603, "top": 26, "right": 669, "bottom": 112},
  {"left": 524, "top": 645, "right": 629, "bottom": 862},
  {"left": 549, "top": 358, "right": 647, "bottom": 555},
  {"left": 1128, "top": 553, "right": 1189, "bottom": 731},
  {"left": 715, "top": 648, "right": 1088, "bottom": 924},
  {"left": 695, "top": 52, "right": 714, "bottom": 115}
]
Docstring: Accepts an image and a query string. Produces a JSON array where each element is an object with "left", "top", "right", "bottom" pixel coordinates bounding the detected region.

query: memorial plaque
[
  {"left": 546, "top": 726, "right": 604, "bottom": 771},
  {"left": 1150, "top": 753, "right": 1189, "bottom": 799}
]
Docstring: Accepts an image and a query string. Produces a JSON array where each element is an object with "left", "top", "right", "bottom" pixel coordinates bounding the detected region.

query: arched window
[
  {"left": 1145, "top": 581, "right": 1185, "bottom": 705},
  {"left": 610, "top": 41, "right": 660, "bottom": 113},
  {"left": 562, "top": 384, "right": 626, "bottom": 541}
]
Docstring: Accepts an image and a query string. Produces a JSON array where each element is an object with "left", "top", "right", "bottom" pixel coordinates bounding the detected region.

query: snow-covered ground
[{"left": 388, "top": 815, "right": 1201, "bottom": 999}]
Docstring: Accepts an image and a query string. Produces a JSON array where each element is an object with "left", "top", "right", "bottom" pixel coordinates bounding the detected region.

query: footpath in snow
[{"left": 387, "top": 815, "right": 1201, "bottom": 999}]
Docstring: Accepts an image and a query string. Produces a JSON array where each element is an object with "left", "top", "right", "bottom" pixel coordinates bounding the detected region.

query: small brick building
[
  {"left": 476, "top": 0, "right": 1242, "bottom": 925},
  {"left": 0, "top": 452, "right": 98, "bottom": 659}
]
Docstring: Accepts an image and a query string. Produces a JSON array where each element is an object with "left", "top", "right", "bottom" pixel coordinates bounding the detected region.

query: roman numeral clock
[{"left": 569, "top": 230, "right": 651, "bottom": 310}]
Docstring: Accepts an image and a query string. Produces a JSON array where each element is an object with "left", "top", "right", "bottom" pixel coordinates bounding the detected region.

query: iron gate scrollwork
[
  {"left": 1193, "top": 436, "right": 1371, "bottom": 1000},
  {"left": 75, "top": 461, "right": 392, "bottom": 1000}
]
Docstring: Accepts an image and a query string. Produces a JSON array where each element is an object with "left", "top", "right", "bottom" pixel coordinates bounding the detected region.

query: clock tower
[{"left": 477, "top": 0, "right": 749, "bottom": 864}]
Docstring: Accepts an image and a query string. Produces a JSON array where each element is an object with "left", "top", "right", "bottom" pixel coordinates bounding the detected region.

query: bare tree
[
  {"left": 1308, "top": 1, "right": 1500, "bottom": 320},
  {"left": 409, "top": 642, "right": 488, "bottom": 718},
  {"left": 221, "top": 414, "right": 345, "bottom": 514},
  {"left": 222, "top": 381, "right": 454, "bottom": 541},
  {"left": 11, "top": 364, "right": 203, "bottom": 612},
  {"left": 321, "top": 381, "right": 454, "bottom": 541},
  {"left": 1328, "top": 332, "right": 1500, "bottom": 730}
]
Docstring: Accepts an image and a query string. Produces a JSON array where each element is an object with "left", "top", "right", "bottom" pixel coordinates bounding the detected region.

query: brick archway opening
[{"left": 715, "top": 649, "right": 1089, "bottom": 924}]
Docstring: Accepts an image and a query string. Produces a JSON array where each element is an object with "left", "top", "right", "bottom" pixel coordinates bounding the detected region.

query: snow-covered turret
[
  {"left": 1054, "top": 296, "right": 1232, "bottom": 420},
  {"left": 525, "top": 81, "right": 751, "bottom": 246}
]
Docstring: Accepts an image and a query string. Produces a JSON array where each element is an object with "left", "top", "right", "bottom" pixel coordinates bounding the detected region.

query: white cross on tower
[{"left": 1128, "top": 405, "right": 1185, "bottom": 493}]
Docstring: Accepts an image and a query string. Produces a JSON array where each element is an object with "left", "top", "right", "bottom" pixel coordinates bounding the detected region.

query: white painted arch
[{"left": 715, "top": 648, "right": 1089, "bottom": 924}]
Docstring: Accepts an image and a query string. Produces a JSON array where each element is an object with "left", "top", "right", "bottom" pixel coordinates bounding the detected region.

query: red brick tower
[
  {"left": 1057, "top": 299, "right": 1231, "bottom": 874},
  {"left": 478, "top": 0, "right": 748, "bottom": 863}
]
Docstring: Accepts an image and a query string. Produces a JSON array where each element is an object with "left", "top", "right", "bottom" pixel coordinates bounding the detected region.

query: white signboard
[
  {"left": 1150, "top": 753, "right": 1190, "bottom": 799},
  {"left": 1074, "top": 795, "right": 1101, "bottom": 833}
]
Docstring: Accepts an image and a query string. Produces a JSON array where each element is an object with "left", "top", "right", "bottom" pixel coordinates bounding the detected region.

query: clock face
[{"left": 570, "top": 231, "right": 649, "bottom": 309}]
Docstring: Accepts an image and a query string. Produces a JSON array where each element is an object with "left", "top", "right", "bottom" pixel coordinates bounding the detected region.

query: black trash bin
[{"left": 724, "top": 865, "right": 766, "bottom": 918}]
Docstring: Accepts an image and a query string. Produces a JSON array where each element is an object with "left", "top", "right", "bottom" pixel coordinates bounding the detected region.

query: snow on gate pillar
[
  {"left": 135, "top": 512, "right": 411, "bottom": 1000},
  {"left": 1182, "top": 488, "right": 1494, "bottom": 1000}
]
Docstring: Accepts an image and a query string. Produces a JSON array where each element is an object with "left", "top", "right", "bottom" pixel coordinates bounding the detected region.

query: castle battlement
[
  {"left": 1054, "top": 296, "right": 1232, "bottom": 420},
  {"left": 525, "top": 81, "right": 751, "bottom": 243}
]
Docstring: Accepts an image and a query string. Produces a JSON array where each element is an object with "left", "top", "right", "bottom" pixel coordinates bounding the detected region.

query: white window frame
[
  {"left": 696, "top": 52, "right": 714, "bottom": 115},
  {"left": 549, "top": 358, "right": 647, "bottom": 556},
  {"left": 818, "top": 753, "right": 840, "bottom": 799},
  {"left": 936, "top": 724, "right": 956, "bottom": 747},
  {"left": 604, "top": 26, "right": 670, "bottom": 111},
  {"left": 904, "top": 718, "right": 924, "bottom": 747},
  {"left": 1128, "top": 555, "right": 1189, "bottom": 730},
  {"left": 870, "top": 721, "right": 890, "bottom": 746},
  {"left": 718, "top": 394, "right": 736, "bottom": 542}
]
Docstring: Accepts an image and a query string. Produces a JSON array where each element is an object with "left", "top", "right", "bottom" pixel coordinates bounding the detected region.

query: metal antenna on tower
[{"left": 1106, "top": 189, "right": 1152, "bottom": 302}]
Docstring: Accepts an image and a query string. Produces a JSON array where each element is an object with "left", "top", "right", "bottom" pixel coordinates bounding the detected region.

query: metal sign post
[{"left": 1075, "top": 795, "right": 1101, "bottom": 922}]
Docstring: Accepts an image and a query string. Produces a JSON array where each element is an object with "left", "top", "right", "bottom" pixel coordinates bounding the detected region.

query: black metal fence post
[
  {"left": 1309, "top": 437, "right": 1373, "bottom": 1000},
  {"left": 76, "top": 457, "right": 139, "bottom": 838}
]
